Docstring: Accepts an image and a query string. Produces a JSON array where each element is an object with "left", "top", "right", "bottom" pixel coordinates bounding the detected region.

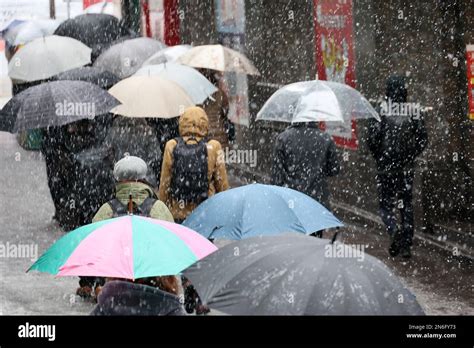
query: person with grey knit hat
[
  {"left": 76, "top": 154, "right": 174, "bottom": 300},
  {"left": 113, "top": 153, "right": 148, "bottom": 182}
]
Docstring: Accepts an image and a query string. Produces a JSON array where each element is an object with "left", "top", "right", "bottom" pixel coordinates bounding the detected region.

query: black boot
[{"left": 388, "top": 229, "right": 402, "bottom": 257}]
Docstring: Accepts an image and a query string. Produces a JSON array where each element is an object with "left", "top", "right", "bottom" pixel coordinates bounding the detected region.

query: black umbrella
[
  {"left": 184, "top": 234, "right": 425, "bottom": 315},
  {"left": 0, "top": 80, "right": 120, "bottom": 132},
  {"left": 54, "top": 14, "right": 132, "bottom": 49},
  {"left": 52, "top": 67, "right": 120, "bottom": 89}
]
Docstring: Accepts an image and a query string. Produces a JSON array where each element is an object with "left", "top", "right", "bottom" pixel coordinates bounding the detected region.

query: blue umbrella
[{"left": 183, "top": 183, "right": 343, "bottom": 240}]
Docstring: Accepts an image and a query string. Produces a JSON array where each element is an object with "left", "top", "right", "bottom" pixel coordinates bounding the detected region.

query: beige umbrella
[
  {"left": 177, "top": 44, "right": 259, "bottom": 75},
  {"left": 108, "top": 76, "right": 195, "bottom": 118}
]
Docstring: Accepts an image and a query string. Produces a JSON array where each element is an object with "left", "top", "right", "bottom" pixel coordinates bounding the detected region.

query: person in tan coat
[{"left": 158, "top": 107, "right": 229, "bottom": 222}]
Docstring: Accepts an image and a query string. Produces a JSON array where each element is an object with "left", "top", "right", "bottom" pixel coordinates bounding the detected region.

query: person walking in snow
[
  {"left": 366, "top": 75, "right": 428, "bottom": 259},
  {"left": 271, "top": 122, "right": 340, "bottom": 209}
]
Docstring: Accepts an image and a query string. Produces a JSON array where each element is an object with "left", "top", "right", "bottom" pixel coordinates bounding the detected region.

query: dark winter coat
[
  {"left": 105, "top": 116, "right": 162, "bottom": 187},
  {"left": 41, "top": 118, "right": 115, "bottom": 230},
  {"left": 41, "top": 126, "right": 72, "bottom": 220},
  {"left": 366, "top": 75, "right": 428, "bottom": 173},
  {"left": 366, "top": 115, "right": 428, "bottom": 173},
  {"left": 271, "top": 123, "right": 340, "bottom": 207},
  {"left": 91, "top": 280, "right": 186, "bottom": 316}
]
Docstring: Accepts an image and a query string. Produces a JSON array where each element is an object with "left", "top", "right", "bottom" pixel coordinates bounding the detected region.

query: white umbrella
[
  {"left": 134, "top": 63, "right": 217, "bottom": 104},
  {"left": 8, "top": 35, "right": 91, "bottom": 83},
  {"left": 177, "top": 44, "right": 259, "bottom": 75},
  {"left": 108, "top": 76, "right": 195, "bottom": 118},
  {"left": 256, "top": 80, "right": 380, "bottom": 123},
  {"left": 94, "top": 37, "right": 166, "bottom": 78},
  {"left": 142, "top": 45, "right": 192, "bottom": 66},
  {"left": 4, "top": 19, "right": 62, "bottom": 46}
]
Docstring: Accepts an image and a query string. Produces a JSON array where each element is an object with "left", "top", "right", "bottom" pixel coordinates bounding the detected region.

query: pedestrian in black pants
[{"left": 367, "top": 75, "right": 428, "bottom": 258}]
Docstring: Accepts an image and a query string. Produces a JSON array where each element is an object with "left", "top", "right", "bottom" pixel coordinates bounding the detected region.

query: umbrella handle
[
  {"left": 128, "top": 194, "right": 133, "bottom": 215},
  {"left": 208, "top": 225, "right": 222, "bottom": 240},
  {"left": 330, "top": 228, "right": 340, "bottom": 244}
]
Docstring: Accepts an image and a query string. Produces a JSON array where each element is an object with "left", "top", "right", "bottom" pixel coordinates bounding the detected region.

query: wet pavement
[{"left": 0, "top": 131, "right": 472, "bottom": 315}]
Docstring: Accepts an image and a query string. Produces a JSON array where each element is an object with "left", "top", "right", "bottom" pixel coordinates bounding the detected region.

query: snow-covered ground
[{"left": 0, "top": 131, "right": 472, "bottom": 315}]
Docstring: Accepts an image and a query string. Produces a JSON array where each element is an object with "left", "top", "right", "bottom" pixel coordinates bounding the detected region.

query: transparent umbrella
[
  {"left": 142, "top": 44, "right": 192, "bottom": 66},
  {"left": 256, "top": 80, "right": 380, "bottom": 123}
]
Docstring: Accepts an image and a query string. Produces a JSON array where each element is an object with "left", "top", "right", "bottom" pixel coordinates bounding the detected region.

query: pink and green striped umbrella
[{"left": 28, "top": 216, "right": 217, "bottom": 279}]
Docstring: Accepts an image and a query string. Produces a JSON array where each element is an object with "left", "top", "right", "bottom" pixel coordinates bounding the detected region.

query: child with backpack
[{"left": 158, "top": 106, "right": 229, "bottom": 223}]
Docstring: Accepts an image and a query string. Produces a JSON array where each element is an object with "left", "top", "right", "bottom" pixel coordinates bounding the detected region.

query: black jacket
[
  {"left": 367, "top": 75, "right": 428, "bottom": 173},
  {"left": 366, "top": 115, "right": 428, "bottom": 173},
  {"left": 271, "top": 123, "right": 340, "bottom": 207},
  {"left": 91, "top": 280, "right": 186, "bottom": 316},
  {"left": 41, "top": 118, "right": 114, "bottom": 230}
]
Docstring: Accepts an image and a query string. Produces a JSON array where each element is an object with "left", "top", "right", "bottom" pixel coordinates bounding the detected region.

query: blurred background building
[
  {"left": 177, "top": 0, "right": 473, "bottom": 256},
  {"left": 1, "top": 0, "right": 472, "bottom": 255}
]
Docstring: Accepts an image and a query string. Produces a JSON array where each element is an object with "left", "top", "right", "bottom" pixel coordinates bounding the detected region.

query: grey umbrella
[
  {"left": 52, "top": 67, "right": 120, "bottom": 89},
  {"left": 184, "top": 234, "right": 424, "bottom": 315},
  {"left": 93, "top": 37, "right": 167, "bottom": 78},
  {"left": 0, "top": 80, "right": 120, "bottom": 133}
]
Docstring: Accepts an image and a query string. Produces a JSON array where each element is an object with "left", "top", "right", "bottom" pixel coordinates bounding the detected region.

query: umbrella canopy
[
  {"left": 3, "top": 19, "right": 61, "bottom": 46},
  {"left": 177, "top": 44, "right": 259, "bottom": 75},
  {"left": 0, "top": 19, "right": 24, "bottom": 37},
  {"left": 184, "top": 234, "right": 425, "bottom": 315},
  {"left": 94, "top": 37, "right": 167, "bottom": 78},
  {"left": 0, "top": 80, "right": 119, "bottom": 132},
  {"left": 257, "top": 80, "right": 380, "bottom": 123},
  {"left": 52, "top": 66, "right": 120, "bottom": 89},
  {"left": 142, "top": 44, "right": 192, "bottom": 66},
  {"left": 108, "top": 76, "right": 194, "bottom": 118},
  {"left": 182, "top": 183, "right": 343, "bottom": 240},
  {"left": 8, "top": 35, "right": 91, "bottom": 83},
  {"left": 84, "top": 1, "right": 121, "bottom": 18},
  {"left": 90, "top": 34, "right": 138, "bottom": 63},
  {"left": 28, "top": 216, "right": 217, "bottom": 279},
  {"left": 134, "top": 63, "right": 217, "bottom": 104},
  {"left": 54, "top": 13, "right": 130, "bottom": 49}
]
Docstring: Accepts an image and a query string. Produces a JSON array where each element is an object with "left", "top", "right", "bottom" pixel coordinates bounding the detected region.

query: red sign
[
  {"left": 314, "top": 0, "right": 358, "bottom": 150},
  {"left": 83, "top": 0, "right": 111, "bottom": 9},
  {"left": 163, "top": 0, "right": 180, "bottom": 45},
  {"left": 467, "top": 45, "right": 474, "bottom": 120}
]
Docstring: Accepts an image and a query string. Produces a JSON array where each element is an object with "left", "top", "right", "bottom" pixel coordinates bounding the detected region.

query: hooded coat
[
  {"left": 158, "top": 107, "right": 229, "bottom": 221},
  {"left": 91, "top": 280, "right": 186, "bottom": 316},
  {"left": 271, "top": 123, "right": 340, "bottom": 208}
]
